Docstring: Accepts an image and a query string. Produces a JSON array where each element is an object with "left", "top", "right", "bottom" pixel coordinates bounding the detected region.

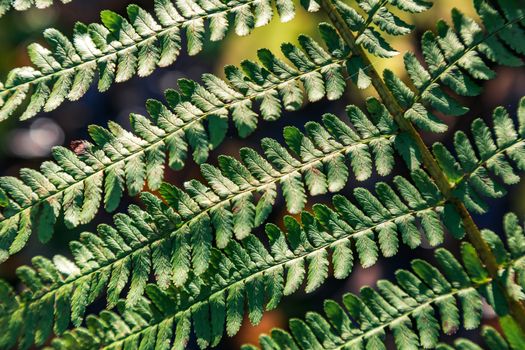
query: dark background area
[{"left": 0, "top": 1, "right": 524, "bottom": 348}]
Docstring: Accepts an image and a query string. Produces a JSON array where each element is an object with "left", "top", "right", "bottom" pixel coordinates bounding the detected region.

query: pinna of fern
[
  {"left": 0, "top": 0, "right": 312, "bottom": 121},
  {"left": 0, "top": 169, "right": 463, "bottom": 349},
  {"left": 437, "top": 326, "right": 520, "bottom": 350},
  {"left": 0, "top": 0, "right": 441, "bottom": 252},
  {"left": 0, "top": 0, "right": 432, "bottom": 121},
  {"left": 0, "top": 0, "right": 73, "bottom": 18},
  {"left": 46, "top": 212, "right": 525, "bottom": 350},
  {"left": 327, "top": 0, "right": 431, "bottom": 59},
  {"left": 433, "top": 97, "right": 525, "bottom": 215},
  {"left": 241, "top": 212, "right": 525, "bottom": 350},
  {"left": 380, "top": 0, "right": 524, "bottom": 133}
]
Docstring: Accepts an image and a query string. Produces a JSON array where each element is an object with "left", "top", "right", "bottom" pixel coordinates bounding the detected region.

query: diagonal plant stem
[{"left": 319, "top": 0, "right": 525, "bottom": 333}]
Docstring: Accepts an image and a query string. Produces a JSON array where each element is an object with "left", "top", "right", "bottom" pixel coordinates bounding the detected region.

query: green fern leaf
[
  {"left": 0, "top": 26, "right": 359, "bottom": 260},
  {"left": 241, "top": 223, "right": 525, "bottom": 350},
  {"left": 20, "top": 174, "right": 458, "bottom": 348},
  {"left": 0, "top": 0, "right": 72, "bottom": 18},
  {"left": 0, "top": 0, "right": 322, "bottom": 121},
  {"left": 0, "top": 0, "right": 434, "bottom": 121},
  {"left": 333, "top": 0, "right": 433, "bottom": 58},
  {"left": 0, "top": 0, "right": 438, "bottom": 259},
  {"left": 433, "top": 97, "right": 525, "bottom": 214},
  {"left": 2, "top": 3, "right": 523, "bottom": 349},
  {"left": 384, "top": 1, "right": 524, "bottom": 132},
  {"left": 55, "top": 230, "right": 525, "bottom": 350},
  {"left": 435, "top": 324, "right": 522, "bottom": 350}
]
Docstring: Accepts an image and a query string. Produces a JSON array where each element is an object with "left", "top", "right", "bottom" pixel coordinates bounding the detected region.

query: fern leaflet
[
  {"left": 242, "top": 216, "right": 525, "bottom": 350},
  {"left": 385, "top": 0, "right": 524, "bottom": 132},
  {"left": 437, "top": 326, "right": 520, "bottom": 350},
  {"left": 50, "top": 211, "right": 525, "bottom": 350},
  {"left": 0, "top": 0, "right": 72, "bottom": 17},
  {"left": 0, "top": 0, "right": 314, "bottom": 121},
  {"left": 11, "top": 171, "right": 462, "bottom": 350},
  {"left": 433, "top": 97, "right": 525, "bottom": 214}
]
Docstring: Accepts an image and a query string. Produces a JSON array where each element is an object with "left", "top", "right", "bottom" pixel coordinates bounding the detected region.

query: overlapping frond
[
  {"left": 52, "top": 225, "right": 525, "bottom": 350},
  {"left": 332, "top": 0, "right": 433, "bottom": 58},
  {"left": 242, "top": 250, "right": 484, "bottom": 349},
  {"left": 0, "top": 0, "right": 317, "bottom": 121},
  {"left": 0, "top": 0, "right": 442, "bottom": 259},
  {"left": 0, "top": 26, "right": 356, "bottom": 262},
  {"left": 158, "top": 100, "right": 399, "bottom": 247},
  {"left": 440, "top": 213, "right": 525, "bottom": 350},
  {"left": 0, "top": 104, "right": 429, "bottom": 348},
  {"left": 384, "top": 0, "right": 524, "bottom": 133},
  {"left": 242, "top": 230, "right": 525, "bottom": 350},
  {"left": 0, "top": 0, "right": 72, "bottom": 17},
  {"left": 437, "top": 326, "right": 520, "bottom": 350},
  {"left": 32, "top": 171, "right": 462, "bottom": 350},
  {"left": 0, "top": 0, "right": 436, "bottom": 121},
  {"left": 432, "top": 97, "right": 525, "bottom": 214}
]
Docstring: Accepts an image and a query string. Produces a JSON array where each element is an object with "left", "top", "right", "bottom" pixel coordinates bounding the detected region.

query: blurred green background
[{"left": 0, "top": 1, "right": 524, "bottom": 348}]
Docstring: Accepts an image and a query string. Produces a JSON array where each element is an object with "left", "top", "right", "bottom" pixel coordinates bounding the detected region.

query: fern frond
[
  {"left": 0, "top": 0, "right": 436, "bottom": 121},
  {"left": 384, "top": 0, "right": 524, "bottom": 132},
  {"left": 26, "top": 171, "right": 460, "bottom": 350},
  {"left": 432, "top": 97, "right": 525, "bottom": 214},
  {"left": 437, "top": 325, "right": 522, "bottom": 350},
  {"left": 158, "top": 100, "right": 399, "bottom": 248},
  {"left": 332, "top": 0, "right": 432, "bottom": 58},
  {"left": 242, "top": 234, "right": 525, "bottom": 350},
  {"left": 0, "top": 26, "right": 355, "bottom": 261},
  {"left": 0, "top": 106, "right": 426, "bottom": 348},
  {"left": 52, "top": 232, "right": 525, "bottom": 350},
  {"left": 0, "top": 0, "right": 316, "bottom": 121},
  {"left": 0, "top": 0, "right": 72, "bottom": 17},
  {"left": 242, "top": 251, "right": 483, "bottom": 349},
  {"left": 0, "top": 0, "right": 440, "bottom": 257}
]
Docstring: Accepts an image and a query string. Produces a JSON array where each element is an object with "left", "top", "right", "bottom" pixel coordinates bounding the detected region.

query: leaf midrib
[
  {"left": 331, "top": 287, "right": 471, "bottom": 350},
  {"left": 451, "top": 137, "right": 525, "bottom": 190}
]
